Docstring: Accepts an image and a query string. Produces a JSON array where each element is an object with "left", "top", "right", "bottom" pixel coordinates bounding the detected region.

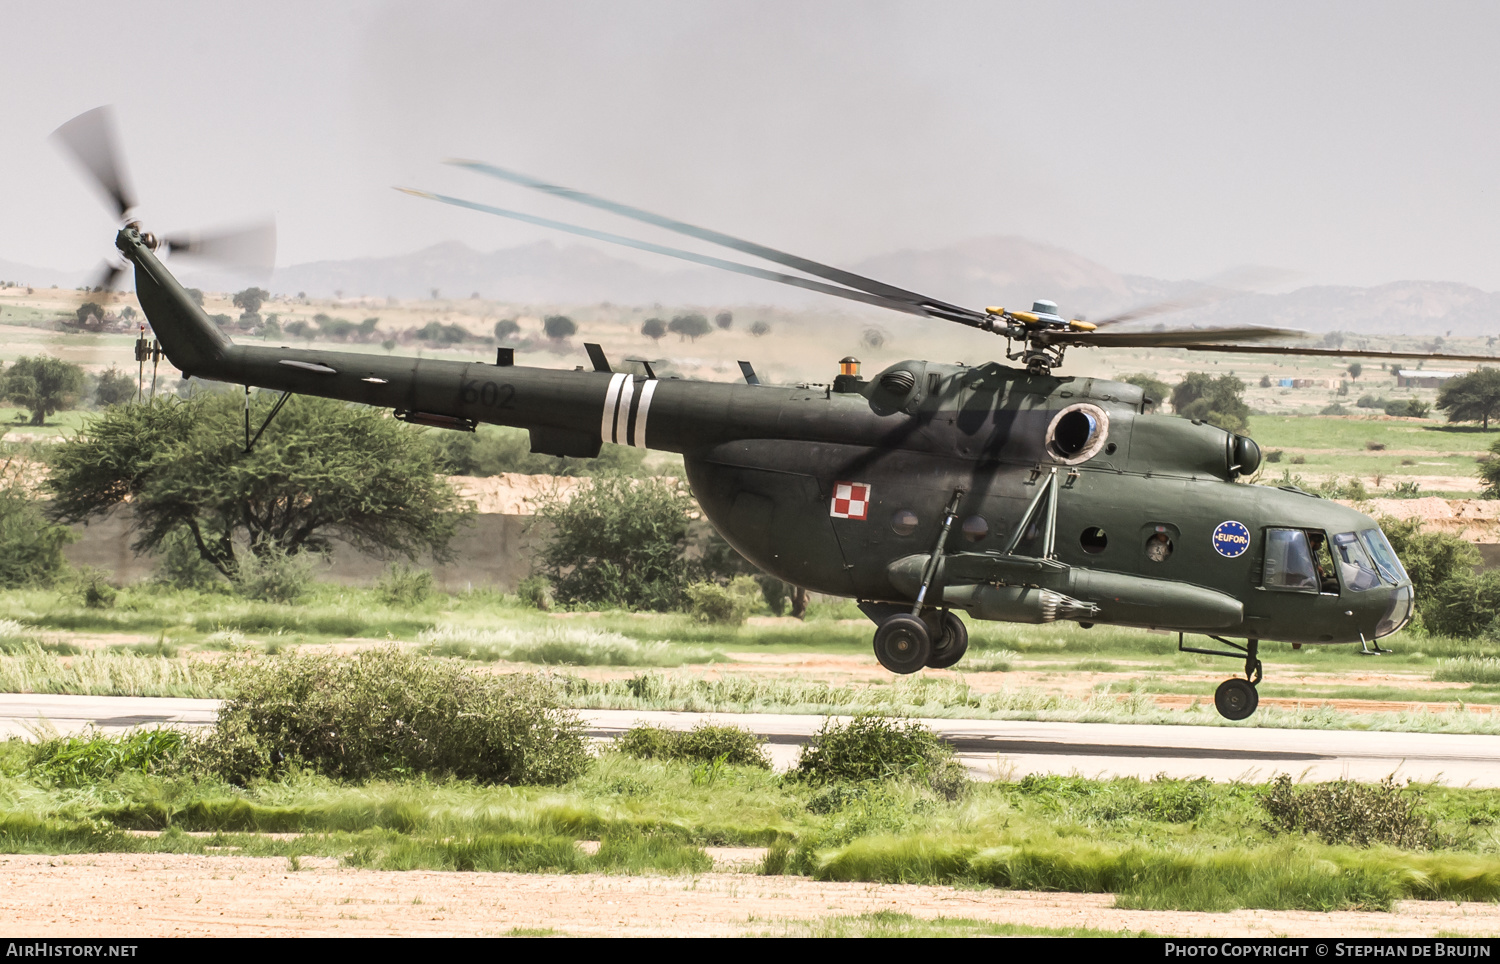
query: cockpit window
[
  {"left": 1331, "top": 531, "right": 1381, "bottom": 591},
  {"left": 1262, "top": 528, "right": 1319, "bottom": 593},
  {"left": 1360, "top": 528, "right": 1407, "bottom": 586}
]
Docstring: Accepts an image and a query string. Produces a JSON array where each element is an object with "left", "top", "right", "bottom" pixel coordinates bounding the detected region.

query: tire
[
  {"left": 1214, "top": 677, "right": 1259, "bottom": 721},
  {"left": 926, "top": 611, "right": 969, "bottom": 669},
  {"left": 873, "top": 614, "right": 932, "bottom": 674}
]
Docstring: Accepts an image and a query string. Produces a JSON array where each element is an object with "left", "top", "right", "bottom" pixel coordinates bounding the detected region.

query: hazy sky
[{"left": 6, "top": 1, "right": 1500, "bottom": 291}]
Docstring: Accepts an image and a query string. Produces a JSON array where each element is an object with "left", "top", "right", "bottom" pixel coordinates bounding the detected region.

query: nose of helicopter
[{"left": 1373, "top": 582, "right": 1414, "bottom": 638}]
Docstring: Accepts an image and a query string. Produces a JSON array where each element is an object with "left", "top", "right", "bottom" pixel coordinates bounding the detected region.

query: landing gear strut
[{"left": 1180, "top": 634, "right": 1262, "bottom": 721}]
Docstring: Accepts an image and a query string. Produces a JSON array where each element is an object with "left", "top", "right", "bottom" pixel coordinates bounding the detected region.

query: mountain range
[{"left": 8, "top": 236, "right": 1497, "bottom": 338}]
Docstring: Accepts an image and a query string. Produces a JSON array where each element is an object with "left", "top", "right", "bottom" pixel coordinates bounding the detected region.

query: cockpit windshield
[
  {"left": 1359, "top": 528, "right": 1408, "bottom": 586},
  {"left": 1331, "top": 531, "right": 1381, "bottom": 591}
]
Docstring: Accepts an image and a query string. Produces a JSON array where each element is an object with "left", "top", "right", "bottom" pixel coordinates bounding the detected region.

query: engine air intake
[{"left": 1045, "top": 403, "right": 1110, "bottom": 464}]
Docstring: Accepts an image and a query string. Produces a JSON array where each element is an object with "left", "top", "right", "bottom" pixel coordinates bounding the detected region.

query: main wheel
[
  {"left": 925, "top": 611, "right": 969, "bottom": 669},
  {"left": 873, "top": 614, "right": 932, "bottom": 675},
  {"left": 1214, "top": 677, "right": 1260, "bottom": 721}
]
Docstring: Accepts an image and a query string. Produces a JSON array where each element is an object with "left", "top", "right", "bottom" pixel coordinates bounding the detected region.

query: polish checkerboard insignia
[{"left": 830, "top": 481, "right": 870, "bottom": 520}]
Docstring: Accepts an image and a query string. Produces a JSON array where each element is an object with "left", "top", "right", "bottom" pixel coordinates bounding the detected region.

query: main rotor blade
[
  {"left": 1046, "top": 326, "right": 1305, "bottom": 348},
  {"left": 52, "top": 106, "right": 136, "bottom": 218},
  {"left": 449, "top": 159, "right": 989, "bottom": 325},
  {"left": 397, "top": 187, "right": 976, "bottom": 325},
  {"left": 1162, "top": 344, "right": 1500, "bottom": 364},
  {"left": 162, "top": 221, "right": 277, "bottom": 277}
]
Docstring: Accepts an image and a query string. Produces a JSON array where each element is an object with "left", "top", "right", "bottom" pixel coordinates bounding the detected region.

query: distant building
[{"left": 1394, "top": 369, "right": 1458, "bottom": 389}]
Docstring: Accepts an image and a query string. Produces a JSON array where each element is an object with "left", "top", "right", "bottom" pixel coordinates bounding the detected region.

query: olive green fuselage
[{"left": 124, "top": 227, "right": 1411, "bottom": 646}]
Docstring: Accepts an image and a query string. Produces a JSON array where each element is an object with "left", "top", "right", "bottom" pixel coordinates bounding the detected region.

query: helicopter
[{"left": 52, "top": 106, "right": 1500, "bottom": 721}]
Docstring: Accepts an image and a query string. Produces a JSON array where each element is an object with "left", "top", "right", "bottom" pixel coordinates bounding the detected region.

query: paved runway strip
[{"left": 3, "top": 694, "right": 1498, "bottom": 785}]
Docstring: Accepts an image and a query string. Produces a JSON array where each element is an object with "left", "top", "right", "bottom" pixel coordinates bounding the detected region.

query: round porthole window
[
  {"left": 961, "top": 516, "right": 989, "bottom": 542},
  {"left": 891, "top": 509, "right": 919, "bottom": 536},
  {"left": 1080, "top": 527, "right": 1108, "bottom": 553}
]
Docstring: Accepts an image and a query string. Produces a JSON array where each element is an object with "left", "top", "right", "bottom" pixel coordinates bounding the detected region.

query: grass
[
  {"left": 1434, "top": 657, "right": 1500, "bottom": 684},
  {"left": 6, "top": 740, "right": 1500, "bottom": 913},
  {"left": 560, "top": 671, "right": 1500, "bottom": 734},
  {"left": 748, "top": 911, "right": 1154, "bottom": 938},
  {"left": 421, "top": 625, "right": 725, "bottom": 667}
]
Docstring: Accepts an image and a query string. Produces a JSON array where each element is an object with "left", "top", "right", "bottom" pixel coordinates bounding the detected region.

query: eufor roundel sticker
[{"left": 1212, "top": 521, "right": 1251, "bottom": 558}]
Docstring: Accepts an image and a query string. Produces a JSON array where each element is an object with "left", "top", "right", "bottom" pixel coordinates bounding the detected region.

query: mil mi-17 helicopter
[{"left": 53, "top": 106, "right": 1500, "bottom": 721}]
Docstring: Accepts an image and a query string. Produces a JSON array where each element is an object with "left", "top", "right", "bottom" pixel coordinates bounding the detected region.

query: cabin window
[
  {"left": 1080, "top": 527, "right": 1108, "bottom": 553},
  {"left": 1262, "top": 528, "right": 1319, "bottom": 593},
  {"left": 961, "top": 516, "right": 989, "bottom": 542},
  {"left": 1145, "top": 532, "right": 1173, "bottom": 563},
  {"left": 1331, "top": 531, "right": 1380, "bottom": 592},
  {"left": 891, "top": 509, "right": 919, "bottom": 536}
]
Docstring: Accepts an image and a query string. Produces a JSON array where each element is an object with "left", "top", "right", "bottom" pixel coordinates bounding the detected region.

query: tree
[
  {"left": 186, "top": 288, "right": 205, "bottom": 308},
  {"left": 494, "top": 318, "right": 520, "bottom": 340},
  {"left": 0, "top": 460, "right": 72, "bottom": 588},
  {"left": 669, "top": 312, "right": 711, "bottom": 342},
  {"left": 1170, "top": 372, "right": 1250, "bottom": 435},
  {"left": 47, "top": 394, "right": 470, "bottom": 581},
  {"left": 232, "top": 287, "right": 270, "bottom": 322},
  {"left": 4, "top": 355, "right": 85, "bottom": 425},
  {"left": 1122, "top": 373, "right": 1171, "bottom": 410},
  {"left": 543, "top": 314, "right": 577, "bottom": 340},
  {"left": 533, "top": 474, "right": 693, "bottom": 610},
  {"left": 715, "top": 310, "right": 733, "bottom": 331},
  {"left": 1437, "top": 368, "right": 1500, "bottom": 430},
  {"left": 94, "top": 366, "right": 136, "bottom": 407},
  {"left": 75, "top": 301, "right": 104, "bottom": 327},
  {"left": 749, "top": 320, "right": 771, "bottom": 337},
  {"left": 640, "top": 317, "right": 666, "bottom": 342},
  {"left": 1348, "top": 362, "right": 1362, "bottom": 380}
]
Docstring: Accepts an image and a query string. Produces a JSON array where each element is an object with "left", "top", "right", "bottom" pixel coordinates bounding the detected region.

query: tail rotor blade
[
  {"left": 52, "top": 106, "right": 136, "bottom": 219},
  {"left": 163, "top": 221, "right": 277, "bottom": 278}
]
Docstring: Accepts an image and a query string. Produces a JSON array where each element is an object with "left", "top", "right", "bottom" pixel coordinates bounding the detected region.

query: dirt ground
[{"left": 3, "top": 853, "right": 1497, "bottom": 938}]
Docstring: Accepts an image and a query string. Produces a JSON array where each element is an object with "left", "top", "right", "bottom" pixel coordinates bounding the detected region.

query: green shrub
[
  {"left": 191, "top": 648, "right": 588, "bottom": 785},
  {"left": 232, "top": 546, "right": 317, "bottom": 604},
  {"left": 376, "top": 563, "right": 433, "bottom": 607},
  {"left": 793, "top": 716, "right": 966, "bottom": 798},
  {"left": 1421, "top": 569, "right": 1500, "bottom": 639},
  {"left": 684, "top": 575, "right": 762, "bottom": 624},
  {"left": 517, "top": 574, "right": 554, "bottom": 611},
  {"left": 534, "top": 474, "right": 694, "bottom": 611},
  {"left": 1260, "top": 774, "right": 1433, "bottom": 849},
  {"left": 616, "top": 723, "right": 770, "bottom": 768},
  {"left": 73, "top": 568, "right": 118, "bottom": 609},
  {"left": 1378, "top": 516, "right": 1480, "bottom": 598},
  {"left": 31, "top": 729, "right": 184, "bottom": 786}
]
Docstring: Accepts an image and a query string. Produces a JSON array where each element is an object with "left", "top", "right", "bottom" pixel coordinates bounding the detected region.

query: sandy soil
[{"left": 3, "top": 853, "right": 1497, "bottom": 938}]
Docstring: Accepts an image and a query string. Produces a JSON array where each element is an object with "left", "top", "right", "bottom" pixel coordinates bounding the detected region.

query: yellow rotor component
[
  {"left": 985, "top": 306, "right": 1007, "bottom": 316},
  {"left": 1068, "top": 319, "right": 1097, "bottom": 331},
  {"left": 1011, "top": 310, "right": 1040, "bottom": 324}
]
